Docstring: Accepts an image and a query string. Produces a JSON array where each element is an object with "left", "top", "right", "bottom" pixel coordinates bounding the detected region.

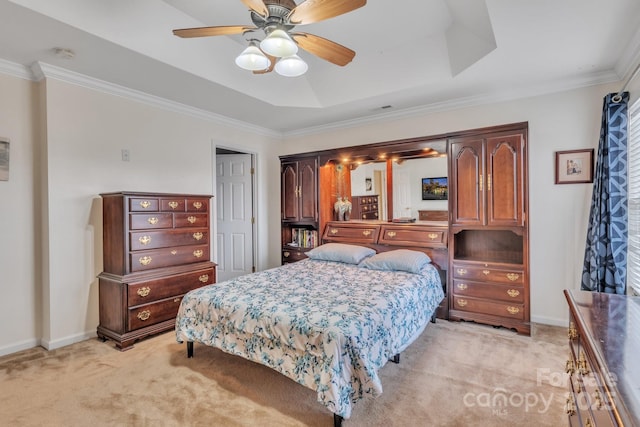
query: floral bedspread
[{"left": 175, "top": 259, "right": 444, "bottom": 419}]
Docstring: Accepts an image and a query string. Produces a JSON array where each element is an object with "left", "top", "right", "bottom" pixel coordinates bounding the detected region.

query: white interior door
[
  {"left": 393, "top": 167, "right": 412, "bottom": 219},
  {"left": 216, "top": 153, "right": 254, "bottom": 282}
]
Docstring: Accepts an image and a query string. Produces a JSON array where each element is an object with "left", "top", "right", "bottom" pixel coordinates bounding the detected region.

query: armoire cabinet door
[
  {"left": 486, "top": 133, "right": 525, "bottom": 227},
  {"left": 281, "top": 161, "right": 299, "bottom": 221},
  {"left": 281, "top": 157, "right": 318, "bottom": 222},
  {"left": 450, "top": 138, "right": 485, "bottom": 225}
]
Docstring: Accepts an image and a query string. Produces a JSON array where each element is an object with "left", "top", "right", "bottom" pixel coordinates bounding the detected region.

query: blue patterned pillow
[
  {"left": 359, "top": 249, "right": 431, "bottom": 273},
  {"left": 306, "top": 243, "right": 376, "bottom": 264}
]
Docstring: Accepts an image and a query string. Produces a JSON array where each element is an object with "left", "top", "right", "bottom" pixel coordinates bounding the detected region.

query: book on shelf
[{"left": 290, "top": 228, "right": 318, "bottom": 248}]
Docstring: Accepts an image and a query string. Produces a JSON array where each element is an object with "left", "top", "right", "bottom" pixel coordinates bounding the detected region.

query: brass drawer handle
[
  {"left": 507, "top": 289, "right": 520, "bottom": 298},
  {"left": 136, "top": 286, "right": 151, "bottom": 297},
  {"left": 578, "top": 352, "right": 589, "bottom": 375},
  {"left": 139, "top": 200, "right": 151, "bottom": 209},
  {"left": 456, "top": 283, "right": 468, "bottom": 291},
  {"left": 137, "top": 310, "right": 151, "bottom": 321},
  {"left": 506, "top": 273, "right": 520, "bottom": 281},
  {"left": 147, "top": 217, "right": 159, "bottom": 225},
  {"left": 198, "top": 274, "right": 209, "bottom": 283},
  {"left": 387, "top": 231, "right": 396, "bottom": 238},
  {"left": 330, "top": 228, "right": 339, "bottom": 234},
  {"left": 565, "top": 358, "right": 575, "bottom": 375},
  {"left": 171, "top": 250, "right": 177, "bottom": 255},
  {"left": 193, "top": 249, "right": 204, "bottom": 258},
  {"left": 456, "top": 268, "right": 467, "bottom": 276},
  {"left": 507, "top": 306, "right": 520, "bottom": 315},
  {"left": 173, "top": 298, "right": 181, "bottom": 303},
  {"left": 363, "top": 230, "right": 372, "bottom": 237},
  {"left": 187, "top": 216, "right": 197, "bottom": 224},
  {"left": 283, "top": 251, "right": 290, "bottom": 258},
  {"left": 139, "top": 235, "right": 151, "bottom": 245},
  {"left": 568, "top": 322, "right": 578, "bottom": 340},
  {"left": 457, "top": 299, "right": 468, "bottom": 307},
  {"left": 192, "top": 201, "right": 203, "bottom": 209},
  {"left": 565, "top": 394, "right": 576, "bottom": 416},
  {"left": 193, "top": 232, "right": 203, "bottom": 240},
  {"left": 168, "top": 201, "right": 179, "bottom": 209},
  {"left": 482, "top": 269, "right": 490, "bottom": 275},
  {"left": 427, "top": 233, "right": 438, "bottom": 240},
  {"left": 594, "top": 389, "right": 604, "bottom": 410},
  {"left": 139, "top": 256, "right": 152, "bottom": 266}
]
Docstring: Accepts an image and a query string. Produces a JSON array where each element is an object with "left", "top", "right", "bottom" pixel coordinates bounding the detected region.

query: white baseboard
[
  {"left": 0, "top": 338, "right": 41, "bottom": 357},
  {"left": 531, "top": 315, "right": 567, "bottom": 327},
  {"left": 40, "top": 330, "right": 97, "bottom": 351}
]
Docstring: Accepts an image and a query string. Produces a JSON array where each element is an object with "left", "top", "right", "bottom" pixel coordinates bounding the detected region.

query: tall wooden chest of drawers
[
  {"left": 351, "top": 195, "right": 379, "bottom": 220},
  {"left": 98, "top": 191, "right": 216, "bottom": 350}
]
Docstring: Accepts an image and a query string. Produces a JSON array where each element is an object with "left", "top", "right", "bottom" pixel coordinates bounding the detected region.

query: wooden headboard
[{"left": 321, "top": 220, "right": 448, "bottom": 272}]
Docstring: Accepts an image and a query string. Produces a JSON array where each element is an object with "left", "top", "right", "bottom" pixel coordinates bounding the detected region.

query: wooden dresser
[
  {"left": 351, "top": 195, "right": 379, "bottom": 220},
  {"left": 322, "top": 220, "right": 449, "bottom": 319},
  {"left": 564, "top": 290, "right": 640, "bottom": 426},
  {"left": 98, "top": 191, "right": 216, "bottom": 350}
]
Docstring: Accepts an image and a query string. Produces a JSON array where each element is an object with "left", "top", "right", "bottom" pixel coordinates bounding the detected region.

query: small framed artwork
[
  {"left": 0, "top": 139, "right": 9, "bottom": 181},
  {"left": 555, "top": 149, "right": 594, "bottom": 184},
  {"left": 365, "top": 177, "right": 372, "bottom": 191}
]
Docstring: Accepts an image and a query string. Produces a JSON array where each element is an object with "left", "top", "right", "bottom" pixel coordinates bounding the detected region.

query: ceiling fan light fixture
[
  {"left": 274, "top": 54, "right": 308, "bottom": 77},
  {"left": 260, "top": 28, "right": 298, "bottom": 57},
  {"left": 235, "top": 42, "right": 270, "bottom": 71}
]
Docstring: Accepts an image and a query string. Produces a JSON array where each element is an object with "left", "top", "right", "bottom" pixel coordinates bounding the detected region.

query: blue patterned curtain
[{"left": 581, "top": 92, "right": 629, "bottom": 294}]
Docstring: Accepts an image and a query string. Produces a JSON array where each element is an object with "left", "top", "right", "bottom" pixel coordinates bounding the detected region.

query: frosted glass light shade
[
  {"left": 275, "top": 55, "right": 308, "bottom": 77},
  {"left": 260, "top": 29, "right": 298, "bottom": 57},
  {"left": 235, "top": 44, "right": 269, "bottom": 71}
]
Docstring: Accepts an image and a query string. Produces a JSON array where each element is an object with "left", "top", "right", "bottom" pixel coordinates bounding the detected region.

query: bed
[{"left": 176, "top": 225, "right": 445, "bottom": 425}]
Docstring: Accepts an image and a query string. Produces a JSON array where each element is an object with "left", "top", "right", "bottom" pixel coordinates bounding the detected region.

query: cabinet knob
[
  {"left": 139, "top": 256, "right": 152, "bottom": 266},
  {"left": 482, "top": 269, "right": 490, "bottom": 275},
  {"left": 147, "top": 217, "right": 159, "bottom": 225},
  {"left": 140, "top": 200, "right": 151, "bottom": 209},
  {"left": 168, "top": 201, "right": 179, "bottom": 209},
  {"left": 507, "top": 306, "right": 520, "bottom": 315},
  {"left": 456, "top": 268, "right": 467, "bottom": 275},
  {"left": 193, "top": 232, "right": 203, "bottom": 240},
  {"left": 283, "top": 252, "right": 290, "bottom": 258},
  {"left": 136, "top": 286, "right": 151, "bottom": 297},
  {"left": 198, "top": 274, "right": 209, "bottom": 283},
  {"left": 456, "top": 283, "right": 468, "bottom": 291},
  {"left": 193, "top": 250, "right": 204, "bottom": 258},
  {"left": 192, "top": 201, "right": 203, "bottom": 209},
  {"left": 187, "top": 216, "right": 197, "bottom": 224},
  {"left": 457, "top": 299, "right": 468, "bottom": 307},
  {"left": 139, "top": 235, "right": 151, "bottom": 245}
]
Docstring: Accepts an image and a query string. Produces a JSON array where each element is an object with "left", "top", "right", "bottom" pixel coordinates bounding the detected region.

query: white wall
[
  {"left": 0, "top": 69, "right": 283, "bottom": 355},
  {"left": 280, "top": 84, "right": 617, "bottom": 326}
]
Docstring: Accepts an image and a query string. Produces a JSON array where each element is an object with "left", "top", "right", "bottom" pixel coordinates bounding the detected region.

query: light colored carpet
[{"left": 0, "top": 320, "right": 569, "bottom": 426}]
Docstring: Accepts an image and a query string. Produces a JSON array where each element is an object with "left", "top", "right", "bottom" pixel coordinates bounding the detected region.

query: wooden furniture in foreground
[
  {"left": 323, "top": 220, "right": 449, "bottom": 319},
  {"left": 448, "top": 124, "right": 530, "bottom": 335},
  {"left": 98, "top": 191, "right": 216, "bottom": 350},
  {"left": 563, "top": 290, "right": 640, "bottom": 426}
]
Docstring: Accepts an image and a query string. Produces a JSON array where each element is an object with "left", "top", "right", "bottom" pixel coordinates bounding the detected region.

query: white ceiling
[{"left": 1, "top": 0, "right": 640, "bottom": 135}]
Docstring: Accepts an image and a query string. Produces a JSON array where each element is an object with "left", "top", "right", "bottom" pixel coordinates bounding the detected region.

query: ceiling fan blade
[
  {"left": 173, "top": 25, "right": 257, "bottom": 38},
  {"left": 253, "top": 53, "right": 277, "bottom": 74},
  {"left": 288, "top": 0, "right": 366, "bottom": 25},
  {"left": 240, "top": 0, "right": 269, "bottom": 18},
  {"left": 292, "top": 33, "right": 355, "bottom": 66}
]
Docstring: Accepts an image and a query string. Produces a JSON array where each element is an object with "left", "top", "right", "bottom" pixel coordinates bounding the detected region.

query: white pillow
[
  {"left": 306, "top": 243, "right": 376, "bottom": 264},
  {"left": 359, "top": 249, "right": 431, "bottom": 273}
]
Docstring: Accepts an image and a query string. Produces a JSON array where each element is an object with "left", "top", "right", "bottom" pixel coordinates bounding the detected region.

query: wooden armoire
[{"left": 448, "top": 123, "right": 530, "bottom": 335}]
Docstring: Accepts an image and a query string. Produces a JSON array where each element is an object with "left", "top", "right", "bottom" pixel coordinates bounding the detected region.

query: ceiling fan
[{"left": 173, "top": 0, "right": 366, "bottom": 77}]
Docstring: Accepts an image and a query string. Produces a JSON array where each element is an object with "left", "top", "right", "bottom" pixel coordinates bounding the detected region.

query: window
[{"left": 627, "top": 98, "right": 640, "bottom": 295}]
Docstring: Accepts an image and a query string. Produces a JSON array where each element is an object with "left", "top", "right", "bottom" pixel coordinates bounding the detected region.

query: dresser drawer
[
  {"left": 160, "top": 198, "right": 185, "bottom": 212},
  {"left": 130, "top": 244, "right": 210, "bottom": 272},
  {"left": 174, "top": 213, "right": 209, "bottom": 228},
  {"left": 282, "top": 249, "right": 308, "bottom": 263},
  {"left": 379, "top": 225, "right": 447, "bottom": 248},
  {"left": 452, "top": 295, "right": 525, "bottom": 320},
  {"left": 452, "top": 263, "right": 524, "bottom": 285},
  {"left": 129, "top": 197, "right": 159, "bottom": 212},
  {"left": 452, "top": 279, "right": 524, "bottom": 303},
  {"left": 128, "top": 296, "right": 184, "bottom": 331},
  {"left": 323, "top": 224, "right": 379, "bottom": 244},
  {"left": 128, "top": 267, "right": 214, "bottom": 306},
  {"left": 130, "top": 229, "right": 209, "bottom": 250},
  {"left": 130, "top": 213, "right": 173, "bottom": 230},
  {"left": 186, "top": 198, "right": 209, "bottom": 212}
]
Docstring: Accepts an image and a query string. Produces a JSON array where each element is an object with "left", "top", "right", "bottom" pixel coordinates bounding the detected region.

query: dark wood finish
[
  {"left": 418, "top": 210, "right": 449, "bottom": 221},
  {"left": 351, "top": 195, "right": 379, "bottom": 220},
  {"left": 322, "top": 220, "right": 449, "bottom": 319},
  {"left": 98, "top": 191, "right": 216, "bottom": 350},
  {"left": 448, "top": 124, "right": 529, "bottom": 335},
  {"left": 564, "top": 290, "right": 640, "bottom": 427}
]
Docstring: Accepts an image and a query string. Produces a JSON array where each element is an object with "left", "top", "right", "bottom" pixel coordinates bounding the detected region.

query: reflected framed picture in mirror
[{"left": 422, "top": 177, "right": 448, "bottom": 200}]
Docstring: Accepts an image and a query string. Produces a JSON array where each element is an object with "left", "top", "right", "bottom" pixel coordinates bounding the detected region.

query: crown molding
[
  {"left": 0, "top": 58, "right": 34, "bottom": 81},
  {"left": 28, "top": 62, "right": 281, "bottom": 139},
  {"left": 283, "top": 70, "right": 621, "bottom": 138}
]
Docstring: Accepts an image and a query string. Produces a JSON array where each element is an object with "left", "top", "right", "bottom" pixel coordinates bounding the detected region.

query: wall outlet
[{"left": 121, "top": 149, "right": 130, "bottom": 162}]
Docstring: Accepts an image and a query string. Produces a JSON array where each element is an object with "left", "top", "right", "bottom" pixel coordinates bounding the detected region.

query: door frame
[{"left": 211, "top": 142, "right": 258, "bottom": 279}]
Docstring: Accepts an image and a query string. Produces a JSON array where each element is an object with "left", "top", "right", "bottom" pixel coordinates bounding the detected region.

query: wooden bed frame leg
[
  {"left": 187, "top": 341, "right": 194, "bottom": 358},
  {"left": 333, "top": 414, "right": 343, "bottom": 427}
]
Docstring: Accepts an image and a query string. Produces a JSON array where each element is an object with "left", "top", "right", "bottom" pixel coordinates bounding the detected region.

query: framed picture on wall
[
  {"left": 0, "top": 139, "right": 9, "bottom": 181},
  {"left": 365, "top": 177, "right": 372, "bottom": 191},
  {"left": 555, "top": 149, "right": 594, "bottom": 184}
]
